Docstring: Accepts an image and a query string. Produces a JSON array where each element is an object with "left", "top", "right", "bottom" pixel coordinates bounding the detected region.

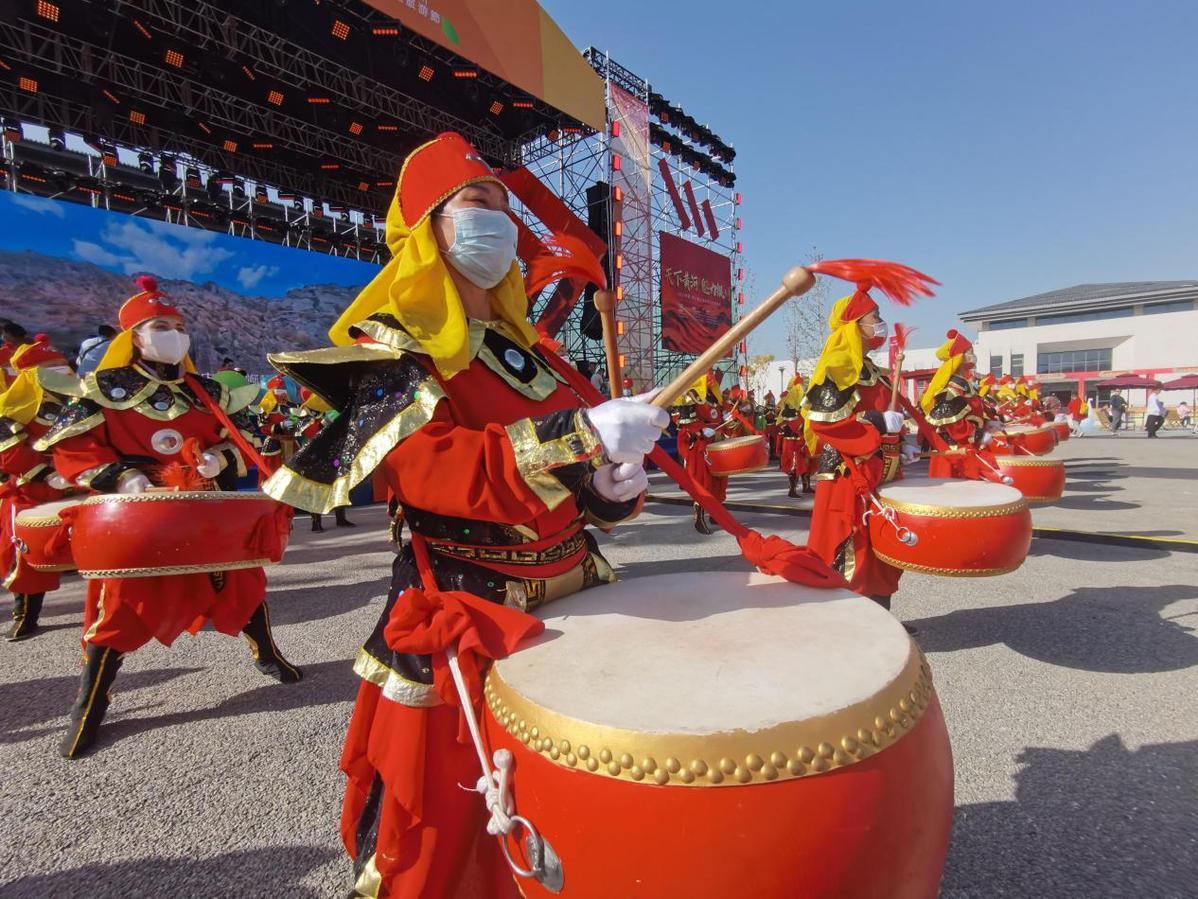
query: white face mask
[
  {"left": 441, "top": 207, "right": 518, "bottom": 289},
  {"left": 869, "top": 320, "right": 889, "bottom": 341},
  {"left": 138, "top": 328, "right": 191, "bottom": 365}
]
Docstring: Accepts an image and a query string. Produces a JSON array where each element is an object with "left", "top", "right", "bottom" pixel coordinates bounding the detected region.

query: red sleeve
[
  {"left": 50, "top": 422, "right": 121, "bottom": 484},
  {"left": 810, "top": 416, "right": 882, "bottom": 458},
  {"left": 0, "top": 442, "right": 45, "bottom": 478},
  {"left": 384, "top": 404, "right": 558, "bottom": 525},
  {"left": 943, "top": 419, "right": 976, "bottom": 445}
]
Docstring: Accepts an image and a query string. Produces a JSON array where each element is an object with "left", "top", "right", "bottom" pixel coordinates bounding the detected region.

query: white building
[{"left": 959, "top": 281, "right": 1198, "bottom": 401}]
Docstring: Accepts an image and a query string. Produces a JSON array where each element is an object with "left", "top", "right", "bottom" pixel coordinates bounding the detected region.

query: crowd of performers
[{"left": 0, "top": 130, "right": 1076, "bottom": 896}]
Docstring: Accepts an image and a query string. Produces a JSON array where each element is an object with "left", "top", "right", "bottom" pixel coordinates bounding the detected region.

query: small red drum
[
  {"left": 995, "top": 456, "right": 1066, "bottom": 503},
  {"left": 705, "top": 434, "right": 768, "bottom": 476},
  {"left": 1002, "top": 424, "right": 1057, "bottom": 455},
  {"left": 869, "top": 477, "right": 1031, "bottom": 577},
  {"left": 69, "top": 490, "right": 291, "bottom": 579},
  {"left": 1051, "top": 420, "right": 1070, "bottom": 442},
  {"left": 14, "top": 498, "right": 81, "bottom": 572},
  {"left": 483, "top": 571, "right": 953, "bottom": 899}
]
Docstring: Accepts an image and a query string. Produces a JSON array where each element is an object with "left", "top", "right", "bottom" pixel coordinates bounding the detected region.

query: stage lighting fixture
[
  {"left": 357, "top": 180, "right": 369, "bottom": 192},
  {"left": 196, "top": 121, "right": 213, "bottom": 135},
  {"left": 512, "top": 100, "right": 534, "bottom": 109},
  {"left": 1, "top": 119, "right": 21, "bottom": 143},
  {"left": 252, "top": 141, "right": 274, "bottom": 149},
  {"left": 165, "top": 49, "right": 184, "bottom": 68},
  {"left": 307, "top": 96, "right": 331, "bottom": 104},
  {"left": 292, "top": 197, "right": 304, "bottom": 211},
  {"left": 185, "top": 166, "right": 202, "bottom": 186},
  {"left": 138, "top": 152, "right": 155, "bottom": 173},
  {"left": 489, "top": 101, "right": 503, "bottom": 116},
  {"left": 223, "top": 139, "right": 237, "bottom": 152},
  {"left": 372, "top": 26, "right": 400, "bottom": 36},
  {"left": 232, "top": 181, "right": 246, "bottom": 199},
  {"left": 129, "top": 110, "right": 146, "bottom": 125},
  {"left": 254, "top": 187, "right": 268, "bottom": 203},
  {"left": 47, "top": 127, "right": 65, "bottom": 151},
  {"left": 267, "top": 90, "right": 284, "bottom": 106},
  {"left": 418, "top": 64, "right": 435, "bottom": 82},
  {"left": 100, "top": 147, "right": 118, "bottom": 167},
  {"left": 377, "top": 124, "right": 399, "bottom": 132},
  {"left": 75, "top": 176, "right": 103, "bottom": 196},
  {"left": 36, "top": 2, "right": 60, "bottom": 23},
  {"left": 132, "top": 19, "right": 152, "bottom": 40},
  {"left": 111, "top": 190, "right": 137, "bottom": 204},
  {"left": 241, "top": 64, "right": 256, "bottom": 80},
  {"left": 331, "top": 20, "right": 350, "bottom": 40},
  {"left": 611, "top": 121, "right": 620, "bottom": 138},
  {"left": 348, "top": 121, "right": 364, "bottom": 135},
  {"left": 18, "top": 77, "right": 38, "bottom": 94},
  {"left": 101, "top": 88, "right": 120, "bottom": 104},
  {"left": 453, "top": 69, "right": 478, "bottom": 79}
]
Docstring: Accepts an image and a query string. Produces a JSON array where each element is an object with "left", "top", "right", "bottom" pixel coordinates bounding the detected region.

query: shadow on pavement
[
  {"left": 95, "top": 659, "right": 358, "bottom": 753},
  {"left": 1047, "top": 494, "right": 1141, "bottom": 511},
  {"left": 1027, "top": 538, "right": 1170, "bottom": 563},
  {"left": 0, "top": 667, "right": 204, "bottom": 745},
  {"left": 1, "top": 845, "right": 340, "bottom": 899},
  {"left": 265, "top": 580, "right": 384, "bottom": 628},
  {"left": 943, "top": 735, "right": 1195, "bottom": 897},
  {"left": 912, "top": 584, "right": 1198, "bottom": 673}
]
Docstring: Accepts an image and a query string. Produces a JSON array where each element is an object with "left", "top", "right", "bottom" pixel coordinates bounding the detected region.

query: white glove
[
  {"left": 587, "top": 395, "right": 670, "bottom": 464},
  {"left": 900, "top": 444, "right": 921, "bottom": 465},
  {"left": 196, "top": 451, "right": 222, "bottom": 479},
  {"left": 701, "top": 427, "right": 715, "bottom": 439},
  {"left": 116, "top": 470, "right": 152, "bottom": 494},
  {"left": 980, "top": 431, "right": 995, "bottom": 447},
  {"left": 882, "top": 410, "right": 905, "bottom": 434},
  {"left": 46, "top": 472, "right": 70, "bottom": 490},
  {"left": 592, "top": 462, "right": 649, "bottom": 503},
  {"left": 985, "top": 420, "right": 1003, "bottom": 432}
]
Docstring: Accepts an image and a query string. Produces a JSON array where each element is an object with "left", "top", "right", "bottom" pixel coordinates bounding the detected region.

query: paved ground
[{"left": 1, "top": 436, "right": 1195, "bottom": 897}]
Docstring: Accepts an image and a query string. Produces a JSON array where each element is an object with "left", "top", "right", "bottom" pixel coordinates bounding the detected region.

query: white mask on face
[
  {"left": 138, "top": 328, "right": 191, "bottom": 365},
  {"left": 870, "top": 320, "right": 889, "bottom": 341},
  {"left": 441, "top": 207, "right": 518, "bottom": 289}
]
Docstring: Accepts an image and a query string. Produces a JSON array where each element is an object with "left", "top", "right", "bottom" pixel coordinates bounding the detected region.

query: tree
[
  {"left": 785, "top": 247, "right": 830, "bottom": 375},
  {"left": 745, "top": 352, "right": 776, "bottom": 396}
]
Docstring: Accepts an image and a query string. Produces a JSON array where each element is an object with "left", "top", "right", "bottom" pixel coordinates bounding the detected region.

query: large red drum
[
  {"left": 705, "top": 434, "right": 768, "bottom": 476},
  {"left": 68, "top": 490, "right": 291, "bottom": 579},
  {"left": 869, "top": 477, "right": 1031, "bottom": 576},
  {"left": 482, "top": 571, "right": 954, "bottom": 899},
  {"left": 1051, "top": 420, "right": 1071, "bottom": 442},
  {"left": 995, "top": 456, "right": 1066, "bottom": 503},
  {"left": 13, "top": 498, "right": 81, "bottom": 572},
  {"left": 1001, "top": 424, "right": 1057, "bottom": 456}
]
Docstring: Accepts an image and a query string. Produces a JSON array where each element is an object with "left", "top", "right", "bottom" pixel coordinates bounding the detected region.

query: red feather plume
[
  {"left": 159, "top": 438, "right": 211, "bottom": 491},
  {"left": 136, "top": 274, "right": 159, "bottom": 293},
  {"left": 806, "top": 258, "right": 939, "bottom": 306},
  {"left": 523, "top": 232, "right": 607, "bottom": 297},
  {"left": 893, "top": 322, "right": 915, "bottom": 352}
]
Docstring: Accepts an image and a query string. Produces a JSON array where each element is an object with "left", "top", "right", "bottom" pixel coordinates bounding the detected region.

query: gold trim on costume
[
  {"left": 353, "top": 649, "right": 441, "bottom": 708},
  {"left": 925, "top": 405, "right": 970, "bottom": 427},
  {"left": 801, "top": 389, "right": 861, "bottom": 423},
  {"left": 484, "top": 646, "right": 933, "bottom": 787},
  {"left": 261, "top": 378, "right": 445, "bottom": 514},
  {"left": 505, "top": 412, "right": 601, "bottom": 512},
  {"left": 352, "top": 854, "right": 383, "bottom": 899},
  {"left": 33, "top": 411, "right": 106, "bottom": 451},
  {"left": 878, "top": 495, "right": 1028, "bottom": 519},
  {"left": 872, "top": 549, "right": 1024, "bottom": 578},
  {"left": 426, "top": 534, "right": 587, "bottom": 566}
]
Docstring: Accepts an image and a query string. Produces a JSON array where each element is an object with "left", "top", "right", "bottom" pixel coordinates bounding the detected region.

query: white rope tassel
[{"left": 445, "top": 646, "right": 516, "bottom": 836}]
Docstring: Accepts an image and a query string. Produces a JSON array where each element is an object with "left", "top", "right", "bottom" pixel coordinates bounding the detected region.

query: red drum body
[
  {"left": 995, "top": 456, "right": 1066, "bottom": 503},
  {"left": 705, "top": 435, "right": 768, "bottom": 476},
  {"left": 483, "top": 572, "right": 954, "bottom": 899},
  {"left": 1003, "top": 424, "right": 1057, "bottom": 455},
  {"left": 1051, "top": 420, "right": 1071, "bottom": 442},
  {"left": 69, "top": 490, "right": 291, "bottom": 578},
  {"left": 869, "top": 477, "right": 1031, "bottom": 577},
  {"left": 13, "top": 499, "right": 81, "bottom": 572}
]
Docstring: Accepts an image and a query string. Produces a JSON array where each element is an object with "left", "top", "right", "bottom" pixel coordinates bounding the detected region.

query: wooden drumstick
[
  {"left": 593, "top": 289, "right": 622, "bottom": 398},
  {"left": 889, "top": 351, "right": 905, "bottom": 411},
  {"left": 651, "top": 266, "right": 816, "bottom": 409}
]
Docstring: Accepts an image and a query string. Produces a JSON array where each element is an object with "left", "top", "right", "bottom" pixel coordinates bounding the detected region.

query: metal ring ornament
[{"left": 501, "top": 814, "right": 546, "bottom": 880}]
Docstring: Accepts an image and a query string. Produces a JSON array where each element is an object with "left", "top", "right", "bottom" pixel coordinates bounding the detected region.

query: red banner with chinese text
[{"left": 659, "top": 231, "right": 732, "bottom": 354}]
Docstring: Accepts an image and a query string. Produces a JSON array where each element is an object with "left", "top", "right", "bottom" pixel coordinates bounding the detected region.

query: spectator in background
[
  {"left": 1, "top": 321, "right": 29, "bottom": 381},
  {"left": 75, "top": 324, "right": 117, "bottom": 376},
  {"left": 1177, "top": 401, "right": 1191, "bottom": 429},
  {"left": 1108, "top": 389, "right": 1127, "bottom": 435},
  {"left": 1145, "top": 387, "right": 1166, "bottom": 438},
  {"left": 218, "top": 357, "right": 236, "bottom": 372}
]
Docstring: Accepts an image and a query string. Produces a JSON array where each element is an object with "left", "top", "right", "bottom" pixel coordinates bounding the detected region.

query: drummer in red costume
[
  {"left": 803, "top": 289, "right": 919, "bottom": 619},
  {"left": 36, "top": 277, "right": 302, "bottom": 759},
  {"left": 671, "top": 372, "right": 727, "bottom": 534},
  {"left": 260, "top": 132, "right": 668, "bottom": 898},
  {"left": 777, "top": 374, "right": 813, "bottom": 496},
  {"left": 920, "top": 330, "right": 997, "bottom": 479},
  {"left": 0, "top": 336, "right": 76, "bottom": 641}
]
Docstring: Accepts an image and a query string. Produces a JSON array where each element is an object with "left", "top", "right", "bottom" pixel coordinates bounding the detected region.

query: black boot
[
  {"left": 801, "top": 474, "right": 814, "bottom": 494},
  {"left": 59, "top": 644, "right": 124, "bottom": 759},
  {"left": 242, "top": 602, "right": 303, "bottom": 683},
  {"left": 693, "top": 503, "right": 714, "bottom": 535},
  {"left": 310, "top": 513, "right": 324, "bottom": 532},
  {"left": 787, "top": 474, "right": 799, "bottom": 498},
  {"left": 6, "top": 593, "right": 44, "bottom": 642},
  {"left": 334, "top": 506, "right": 356, "bottom": 528}
]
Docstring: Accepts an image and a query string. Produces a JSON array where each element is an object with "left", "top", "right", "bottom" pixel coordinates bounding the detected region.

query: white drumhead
[
  {"left": 878, "top": 476, "right": 1023, "bottom": 507},
  {"left": 491, "top": 571, "right": 912, "bottom": 735},
  {"left": 15, "top": 498, "right": 82, "bottom": 522},
  {"left": 1004, "top": 424, "right": 1045, "bottom": 434}
]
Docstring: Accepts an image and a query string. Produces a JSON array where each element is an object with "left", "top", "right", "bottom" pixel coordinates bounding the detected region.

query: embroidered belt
[{"left": 425, "top": 532, "right": 588, "bottom": 567}]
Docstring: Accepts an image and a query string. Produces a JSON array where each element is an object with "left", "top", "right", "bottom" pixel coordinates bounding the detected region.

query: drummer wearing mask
[
  {"left": 260, "top": 132, "right": 667, "bottom": 898},
  {"left": 35, "top": 277, "right": 302, "bottom": 759},
  {"left": 0, "top": 335, "right": 76, "bottom": 641},
  {"left": 921, "top": 330, "right": 994, "bottom": 479},
  {"left": 777, "top": 373, "right": 814, "bottom": 497},
  {"left": 802, "top": 289, "right": 919, "bottom": 621},
  {"left": 671, "top": 371, "right": 727, "bottom": 534}
]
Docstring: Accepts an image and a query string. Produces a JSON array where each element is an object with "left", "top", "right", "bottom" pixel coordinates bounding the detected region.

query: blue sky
[
  {"left": 545, "top": 0, "right": 1198, "bottom": 357},
  {"left": 0, "top": 191, "right": 379, "bottom": 296}
]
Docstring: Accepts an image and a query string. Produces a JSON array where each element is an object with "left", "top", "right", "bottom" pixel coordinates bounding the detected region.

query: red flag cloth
[{"left": 539, "top": 344, "right": 847, "bottom": 591}]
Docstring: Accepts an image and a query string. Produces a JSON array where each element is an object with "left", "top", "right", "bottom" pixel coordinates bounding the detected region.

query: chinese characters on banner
[{"left": 659, "top": 231, "right": 732, "bottom": 354}]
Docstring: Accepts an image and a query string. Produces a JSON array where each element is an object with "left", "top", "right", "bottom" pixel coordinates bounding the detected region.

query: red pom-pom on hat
[
  {"left": 12, "top": 333, "right": 66, "bottom": 369},
  {"left": 136, "top": 275, "right": 158, "bottom": 293}
]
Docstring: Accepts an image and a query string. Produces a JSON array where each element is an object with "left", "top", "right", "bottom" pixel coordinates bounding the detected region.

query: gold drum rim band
[
  {"left": 80, "top": 491, "right": 275, "bottom": 506},
  {"left": 878, "top": 495, "right": 1028, "bottom": 519},
  {"left": 707, "top": 435, "right": 766, "bottom": 452},
  {"left": 78, "top": 558, "right": 275, "bottom": 579},
  {"left": 483, "top": 645, "right": 933, "bottom": 788},
  {"left": 14, "top": 515, "right": 72, "bottom": 528},
  {"left": 873, "top": 549, "right": 1024, "bottom": 577},
  {"left": 994, "top": 457, "right": 1065, "bottom": 468}
]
